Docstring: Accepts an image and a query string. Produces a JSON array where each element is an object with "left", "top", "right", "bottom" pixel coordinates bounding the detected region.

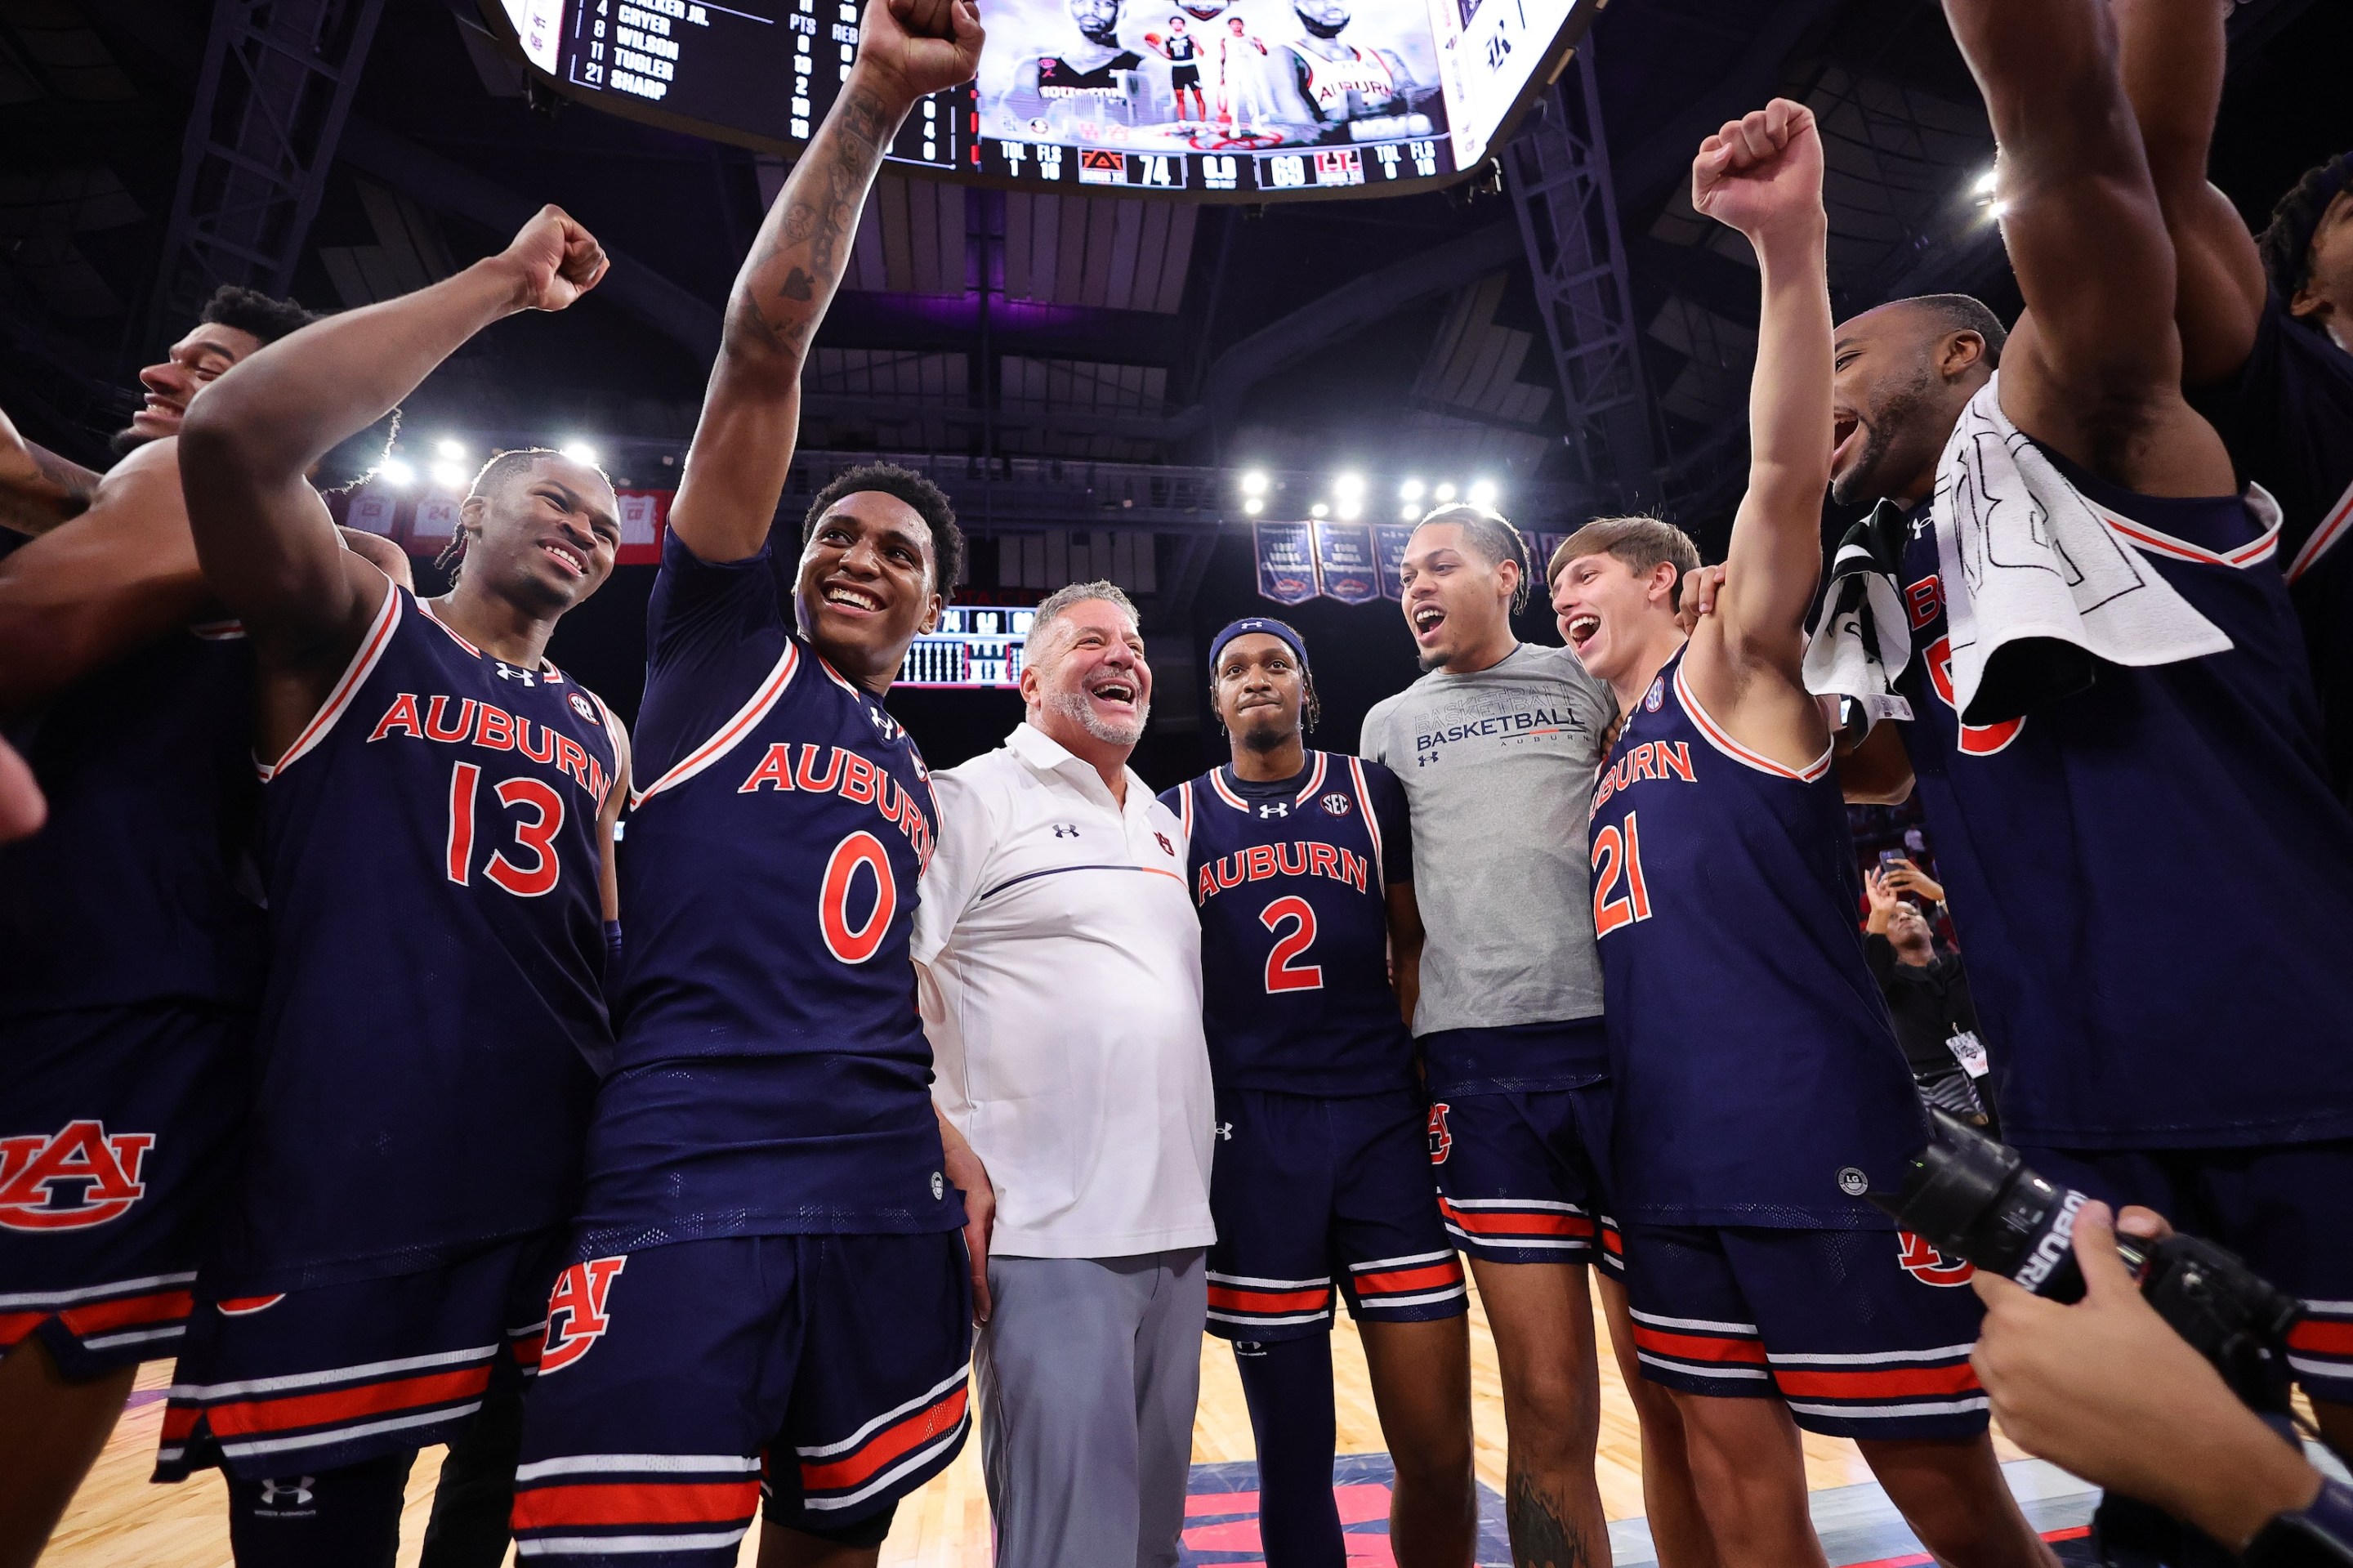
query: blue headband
[{"left": 1208, "top": 616, "right": 1310, "bottom": 677}]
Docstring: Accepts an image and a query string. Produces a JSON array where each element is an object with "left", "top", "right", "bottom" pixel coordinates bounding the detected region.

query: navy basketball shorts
[
  {"left": 510, "top": 1231, "right": 973, "bottom": 1565},
  {"left": 1205, "top": 1087, "right": 1466, "bottom": 1342},
  {"left": 0, "top": 1002, "right": 249, "bottom": 1379},
  {"left": 2020, "top": 1140, "right": 2353, "bottom": 1405},
  {"left": 1620, "top": 1222, "right": 1989, "bottom": 1441},
  {"left": 154, "top": 1230, "right": 562, "bottom": 1483},
  {"left": 1422, "top": 1089, "right": 1618, "bottom": 1272}
]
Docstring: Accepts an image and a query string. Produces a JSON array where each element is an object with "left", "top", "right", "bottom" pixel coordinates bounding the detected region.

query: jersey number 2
[
  {"left": 1590, "top": 811, "right": 1654, "bottom": 938},
  {"left": 447, "top": 762, "right": 565, "bottom": 897},
  {"left": 1260, "top": 896, "right": 1324, "bottom": 993}
]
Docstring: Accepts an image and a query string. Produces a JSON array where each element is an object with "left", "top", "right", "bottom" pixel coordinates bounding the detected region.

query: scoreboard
[
  {"left": 484, "top": 0, "right": 1599, "bottom": 202},
  {"left": 897, "top": 605, "right": 1037, "bottom": 688}
]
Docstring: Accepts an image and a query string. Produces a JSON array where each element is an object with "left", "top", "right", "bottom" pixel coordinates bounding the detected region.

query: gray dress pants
[{"left": 975, "top": 1249, "right": 1208, "bottom": 1568}]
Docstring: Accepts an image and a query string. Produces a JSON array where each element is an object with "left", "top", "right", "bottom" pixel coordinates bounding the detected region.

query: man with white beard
[{"left": 912, "top": 580, "right": 1215, "bottom": 1568}]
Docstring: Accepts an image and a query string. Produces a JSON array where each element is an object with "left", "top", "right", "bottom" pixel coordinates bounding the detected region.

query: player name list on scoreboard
[{"left": 558, "top": 0, "right": 965, "bottom": 169}]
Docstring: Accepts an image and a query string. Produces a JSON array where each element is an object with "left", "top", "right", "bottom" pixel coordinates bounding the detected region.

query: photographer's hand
[{"left": 1971, "top": 1202, "right": 2320, "bottom": 1547}]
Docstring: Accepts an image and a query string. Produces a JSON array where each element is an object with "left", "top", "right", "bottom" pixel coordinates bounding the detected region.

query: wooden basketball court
[{"left": 42, "top": 1275, "right": 2076, "bottom": 1567}]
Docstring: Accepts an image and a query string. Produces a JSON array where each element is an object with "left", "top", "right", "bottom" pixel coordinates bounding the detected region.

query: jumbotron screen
[{"left": 488, "top": 0, "right": 1597, "bottom": 200}]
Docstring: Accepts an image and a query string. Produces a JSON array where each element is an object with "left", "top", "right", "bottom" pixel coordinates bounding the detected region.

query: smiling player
[
  {"left": 154, "top": 210, "right": 630, "bottom": 1566},
  {"left": 1163, "top": 619, "right": 1475, "bottom": 1568},
  {"left": 507, "top": 2, "right": 989, "bottom": 1562},
  {"left": 1553, "top": 100, "right": 2051, "bottom": 1566},
  {"left": 1358, "top": 511, "right": 1626, "bottom": 1566}
]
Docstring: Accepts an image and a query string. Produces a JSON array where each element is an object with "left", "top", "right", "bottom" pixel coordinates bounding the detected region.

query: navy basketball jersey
[
  {"left": 572, "top": 531, "right": 960, "bottom": 1253},
  {"left": 2189, "top": 289, "right": 2353, "bottom": 797},
  {"left": 215, "top": 583, "right": 617, "bottom": 1294},
  {"left": 1591, "top": 650, "right": 1925, "bottom": 1227},
  {"left": 1892, "top": 444, "right": 2353, "bottom": 1150},
  {"left": 1159, "top": 753, "right": 1414, "bottom": 1096},
  {"left": 0, "top": 622, "right": 262, "bottom": 1018}
]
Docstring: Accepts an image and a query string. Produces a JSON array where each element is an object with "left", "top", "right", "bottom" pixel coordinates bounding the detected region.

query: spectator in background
[{"left": 1863, "top": 862, "right": 1994, "bottom": 1129}]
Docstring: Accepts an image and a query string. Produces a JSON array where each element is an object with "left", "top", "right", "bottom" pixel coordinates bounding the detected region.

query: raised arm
[
  {"left": 667, "top": 0, "right": 981, "bottom": 565},
  {"left": 1940, "top": 0, "right": 2234, "bottom": 494},
  {"left": 0, "top": 405, "right": 102, "bottom": 538},
  {"left": 2114, "top": 0, "right": 2266, "bottom": 388},
  {"left": 1690, "top": 101, "right": 1834, "bottom": 676},
  {"left": 180, "top": 208, "right": 605, "bottom": 682}
]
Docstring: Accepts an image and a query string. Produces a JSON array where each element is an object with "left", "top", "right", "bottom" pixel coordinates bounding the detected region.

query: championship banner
[
  {"left": 1311, "top": 520, "right": 1381, "bottom": 605},
  {"left": 1536, "top": 532, "right": 1570, "bottom": 581},
  {"left": 328, "top": 481, "right": 674, "bottom": 565},
  {"left": 1373, "top": 524, "right": 1416, "bottom": 601},
  {"left": 1253, "top": 520, "right": 1320, "bottom": 605}
]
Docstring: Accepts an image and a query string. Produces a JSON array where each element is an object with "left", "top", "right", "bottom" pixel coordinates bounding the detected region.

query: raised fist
[
  {"left": 498, "top": 205, "right": 609, "bottom": 311},
  {"left": 1691, "top": 98, "right": 1824, "bottom": 243}
]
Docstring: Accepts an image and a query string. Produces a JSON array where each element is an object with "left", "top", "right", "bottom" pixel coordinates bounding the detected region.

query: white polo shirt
[{"left": 913, "top": 721, "right": 1215, "bottom": 1260}]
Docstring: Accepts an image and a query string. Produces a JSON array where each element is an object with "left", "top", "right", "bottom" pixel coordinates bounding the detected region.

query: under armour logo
[
  {"left": 868, "top": 706, "right": 903, "bottom": 741},
  {"left": 1051, "top": 824, "right": 1080, "bottom": 838},
  {"left": 493, "top": 663, "right": 536, "bottom": 685},
  {"left": 1214, "top": 1121, "right": 1233, "bottom": 1141},
  {"left": 1257, "top": 802, "right": 1289, "bottom": 819},
  {"left": 258, "top": 1476, "right": 315, "bottom": 1508}
]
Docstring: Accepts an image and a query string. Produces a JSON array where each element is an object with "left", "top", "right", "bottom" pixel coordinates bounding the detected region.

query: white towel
[
  {"left": 1931, "top": 373, "right": 2235, "bottom": 724},
  {"left": 1802, "top": 500, "right": 1914, "bottom": 734}
]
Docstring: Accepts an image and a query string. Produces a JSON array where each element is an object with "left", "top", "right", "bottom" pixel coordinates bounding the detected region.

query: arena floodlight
[
  {"left": 1310, "top": 502, "right": 1330, "bottom": 519},
  {"left": 1333, "top": 472, "right": 1365, "bottom": 501},
  {"left": 1986, "top": 199, "right": 2011, "bottom": 221},
  {"left": 1400, "top": 478, "right": 1424, "bottom": 502},
  {"left": 1433, "top": 481, "right": 1458, "bottom": 503},
  {"left": 560, "top": 440, "right": 599, "bottom": 466},
  {"left": 1973, "top": 168, "right": 1998, "bottom": 197},
  {"left": 1240, "top": 470, "right": 1270, "bottom": 497},
  {"left": 430, "top": 461, "right": 469, "bottom": 491},
  {"left": 1337, "top": 498, "right": 1363, "bottom": 520},
  {"left": 378, "top": 458, "right": 416, "bottom": 487},
  {"left": 435, "top": 438, "right": 468, "bottom": 461},
  {"left": 1401, "top": 503, "right": 1421, "bottom": 520},
  {"left": 1243, "top": 496, "right": 1265, "bottom": 515},
  {"left": 1468, "top": 479, "right": 1498, "bottom": 508}
]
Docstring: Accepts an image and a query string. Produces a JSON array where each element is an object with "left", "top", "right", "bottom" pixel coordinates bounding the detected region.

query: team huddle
[{"left": 7, "top": 0, "right": 2353, "bottom": 1565}]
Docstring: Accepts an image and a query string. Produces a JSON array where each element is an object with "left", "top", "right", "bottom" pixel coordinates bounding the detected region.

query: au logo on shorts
[
  {"left": 0, "top": 1119, "right": 154, "bottom": 1231},
  {"left": 1895, "top": 1231, "right": 1976, "bottom": 1286},
  {"left": 1426, "top": 1103, "right": 1453, "bottom": 1165},
  {"left": 541, "top": 1256, "right": 628, "bottom": 1374}
]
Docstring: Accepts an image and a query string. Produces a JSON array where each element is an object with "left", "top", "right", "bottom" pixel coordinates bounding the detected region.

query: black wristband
[{"left": 2244, "top": 1477, "right": 2353, "bottom": 1566}]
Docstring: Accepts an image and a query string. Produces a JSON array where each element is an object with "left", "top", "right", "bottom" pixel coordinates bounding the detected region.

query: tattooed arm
[
  {"left": 0, "top": 404, "right": 103, "bottom": 538},
  {"left": 667, "top": 0, "right": 982, "bottom": 565}
]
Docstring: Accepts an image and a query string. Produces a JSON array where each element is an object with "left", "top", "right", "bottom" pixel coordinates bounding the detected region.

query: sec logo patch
[
  {"left": 568, "top": 692, "right": 598, "bottom": 721},
  {"left": 1642, "top": 677, "right": 1664, "bottom": 713},
  {"left": 1319, "top": 792, "right": 1351, "bottom": 817}
]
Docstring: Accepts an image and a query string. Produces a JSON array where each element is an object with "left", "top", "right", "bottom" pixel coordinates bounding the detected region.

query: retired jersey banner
[
  {"left": 614, "top": 489, "right": 669, "bottom": 565},
  {"left": 1373, "top": 524, "right": 1416, "bottom": 600},
  {"left": 1536, "top": 532, "right": 1572, "bottom": 582},
  {"left": 1253, "top": 520, "right": 1320, "bottom": 605},
  {"left": 1311, "top": 520, "right": 1381, "bottom": 605}
]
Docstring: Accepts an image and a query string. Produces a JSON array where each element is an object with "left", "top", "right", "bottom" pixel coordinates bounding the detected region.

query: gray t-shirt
[{"left": 1360, "top": 641, "right": 1616, "bottom": 1038}]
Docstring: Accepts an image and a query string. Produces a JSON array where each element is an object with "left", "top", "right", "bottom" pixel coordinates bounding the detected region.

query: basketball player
[
  {"left": 1553, "top": 99, "right": 2052, "bottom": 1566},
  {"left": 1276, "top": 0, "right": 1417, "bottom": 132},
  {"left": 1827, "top": 0, "right": 2353, "bottom": 1454},
  {"left": 0, "top": 287, "right": 404, "bottom": 1568},
  {"left": 1005, "top": 0, "right": 1144, "bottom": 129},
  {"left": 1217, "top": 16, "right": 1279, "bottom": 132},
  {"left": 1161, "top": 619, "right": 1476, "bottom": 1568},
  {"left": 1357, "top": 511, "right": 1627, "bottom": 1568},
  {"left": 508, "top": 3, "right": 986, "bottom": 1563},
  {"left": 2112, "top": 0, "right": 2353, "bottom": 798},
  {"left": 1145, "top": 16, "right": 1207, "bottom": 121},
  {"left": 154, "top": 209, "right": 629, "bottom": 1566}
]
